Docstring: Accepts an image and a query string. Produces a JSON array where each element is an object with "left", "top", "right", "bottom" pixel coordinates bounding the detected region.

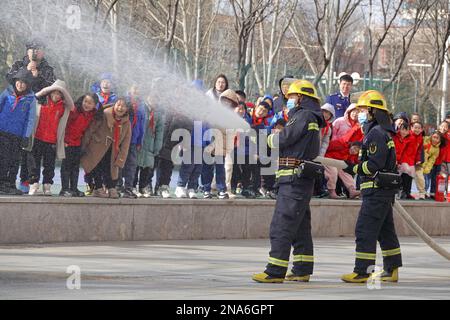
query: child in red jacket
[
  {"left": 393, "top": 122, "right": 418, "bottom": 199},
  {"left": 59, "top": 94, "right": 98, "bottom": 197},
  {"left": 29, "top": 80, "right": 73, "bottom": 196},
  {"left": 438, "top": 121, "right": 450, "bottom": 193}
]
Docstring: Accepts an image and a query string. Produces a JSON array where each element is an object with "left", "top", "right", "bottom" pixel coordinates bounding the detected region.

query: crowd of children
[{"left": 1, "top": 40, "right": 450, "bottom": 201}]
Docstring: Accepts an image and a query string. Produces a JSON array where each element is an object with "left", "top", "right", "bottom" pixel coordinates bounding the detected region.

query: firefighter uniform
[
  {"left": 326, "top": 92, "right": 351, "bottom": 119},
  {"left": 252, "top": 80, "right": 324, "bottom": 283},
  {"left": 342, "top": 90, "right": 402, "bottom": 283}
]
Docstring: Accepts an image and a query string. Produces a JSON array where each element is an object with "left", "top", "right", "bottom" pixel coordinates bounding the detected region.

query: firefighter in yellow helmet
[
  {"left": 341, "top": 90, "right": 402, "bottom": 283},
  {"left": 252, "top": 80, "right": 325, "bottom": 283}
]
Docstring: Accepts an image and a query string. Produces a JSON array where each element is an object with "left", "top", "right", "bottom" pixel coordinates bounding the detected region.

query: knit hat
[
  {"left": 12, "top": 69, "right": 33, "bottom": 86},
  {"left": 35, "top": 80, "right": 74, "bottom": 111},
  {"left": 219, "top": 89, "right": 239, "bottom": 105},
  {"left": 26, "top": 38, "right": 45, "bottom": 50}
]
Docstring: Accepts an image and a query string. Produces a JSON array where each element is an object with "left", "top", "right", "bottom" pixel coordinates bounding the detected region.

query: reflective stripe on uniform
[
  {"left": 387, "top": 140, "right": 395, "bottom": 149},
  {"left": 356, "top": 252, "right": 377, "bottom": 260},
  {"left": 293, "top": 255, "right": 314, "bottom": 263},
  {"left": 268, "top": 257, "right": 289, "bottom": 268},
  {"left": 382, "top": 248, "right": 401, "bottom": 257},
  {"left": 308, "top": 123, "right": 319, "bottom": 131},
  {"left": 362, "top": 161, "right": 372, "bottom": 175},
  {"left": 353, "top": 165, "right": 358, "bottom": 174},
  {"left": 276, "top": 168, "right": 299, "bottom": 179},
  {"left": 360, "top": 181, "right": 378, "bottom": 190}
]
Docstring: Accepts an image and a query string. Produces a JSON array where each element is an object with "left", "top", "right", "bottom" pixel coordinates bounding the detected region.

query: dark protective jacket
[
  {"left": 6, "top": 56, "right": 55, "bottom": 94},
  {"left": 355, "top": 121, "right": 397, "bottom": 195},
  {"left": 268, "top": 97, "right": 324, "bottom": 161}
]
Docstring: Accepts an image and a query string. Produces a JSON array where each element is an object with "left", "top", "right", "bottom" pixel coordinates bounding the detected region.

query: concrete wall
[{"left": 0, "top": 197, "right": 449, "bottom": 244}]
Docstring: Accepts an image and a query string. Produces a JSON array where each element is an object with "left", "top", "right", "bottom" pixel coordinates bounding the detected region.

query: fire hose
[{"left": 314, "top": 156, "right": 450, "bottom": 261}]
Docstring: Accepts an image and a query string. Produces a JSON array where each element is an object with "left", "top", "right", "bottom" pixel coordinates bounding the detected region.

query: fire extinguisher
[{"left": 435, "top": 174, "right": 447, "bottom": 202}]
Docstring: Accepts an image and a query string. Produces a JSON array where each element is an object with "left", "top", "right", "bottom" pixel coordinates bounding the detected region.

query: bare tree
[
  {"left": 289, "top": 0, "right": 363, "bottom": 95},
  {"left": 229, "top": 0, "right": 272, "bottom": 90},
  {"left": 252, "top": 0, "right": 298, "bottom": 93}
]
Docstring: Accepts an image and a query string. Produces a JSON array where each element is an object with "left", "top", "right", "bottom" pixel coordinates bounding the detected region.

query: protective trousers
[
  {"left": 265, "top": 177, "right": 314, "bottom": 277},
  {"left": 354, "top": 192, "right": 402, "bottom": 274}
]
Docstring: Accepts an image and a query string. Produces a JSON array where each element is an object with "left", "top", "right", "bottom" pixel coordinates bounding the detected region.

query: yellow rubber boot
[
  {"left": 370, "top": 268, "right": 399, "bottom": 283},
  {"left": 341, "top": 272, "right": 370, "bottom": 283},
  {"left": 285, "top": 272, "right": 310, "bottom": 282},
  {"left": 252, "top": 272, "right": 284, "bottom": 283}
]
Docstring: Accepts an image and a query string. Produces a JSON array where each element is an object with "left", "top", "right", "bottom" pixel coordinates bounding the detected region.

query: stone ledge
[{"left": 0, "top": 197, "right": 448, "bottom": 244}]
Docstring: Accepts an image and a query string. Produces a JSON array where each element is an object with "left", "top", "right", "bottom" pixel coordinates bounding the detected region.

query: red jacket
[
  {"left": 64, "top": 108, "right": 96, "bottom": 147},
  {"left": 35, "top": 98, "right": 65, "bottom": 144},
  {"left": 440, "top": 132, "right": 450, "bottom": 163},
  {"left": 393, "top": 132, "right": 415, "bottom": 165},
  {"left": 325, "top": 124, "right": 363, "bottom": 161},
  {"left": 410, "top": 131, "right": 424, "bottom": 165}
]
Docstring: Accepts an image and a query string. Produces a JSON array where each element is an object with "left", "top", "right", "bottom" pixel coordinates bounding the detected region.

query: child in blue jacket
[{"left": 0, "top": 69, "right": 36, "bottom": 195}]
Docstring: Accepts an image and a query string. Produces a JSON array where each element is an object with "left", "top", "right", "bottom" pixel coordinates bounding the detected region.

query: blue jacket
[
  {"left": 127, "top": 96, "right": 146, "bottom": 146},
  {"left": 91, "top": 82, "right": 118, "bottom": 108},
  {"left": 0, "top": 86, "right": 36, "bottom": 138},
  {"left": 326, "top": 92, "right": 351, "bottom": 119}
]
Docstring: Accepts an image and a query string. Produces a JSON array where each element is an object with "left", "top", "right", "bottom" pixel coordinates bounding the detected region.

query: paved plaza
[{"left": 0, "top": 237, "right": 449, "bottom": 300}]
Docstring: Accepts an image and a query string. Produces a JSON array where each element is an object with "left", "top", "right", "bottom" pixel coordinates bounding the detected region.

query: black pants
[
  {"left": 401, "top": 173, "right": 413, "bottom": 195},
  {"left": 29, "top": 139, "right": 57, "bottom": 185},
  {"left": 60, "top": 146, "right": 82, "bottom": 191},
  {"left": 354, "top": 190, "right": 402, "bottom": 274},
  {"left": 155, "top": 157, "right": 174, "bottom": 190},
  {"left": 134, "top": 166, "right": 155, "bottom": 190},
  {"left": 0, "top": 131, "right": 22, "bottom": 186},
  {"left": 19, "top": 150, "right": 33, "bottom": 183},
  {"left": 91, "top": 148, "right": 117, "bottom": 189},
  {"left": 265, "top": 176, "right": 315, "bottom": 277}
]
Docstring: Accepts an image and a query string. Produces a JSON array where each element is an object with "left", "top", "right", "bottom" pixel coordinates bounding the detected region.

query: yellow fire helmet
[
  {"left": 356, "top": 90, "right": 388, "bottom": 111},
  {"left": 285, "top": 79, "right": 320, "bottom": 101}
]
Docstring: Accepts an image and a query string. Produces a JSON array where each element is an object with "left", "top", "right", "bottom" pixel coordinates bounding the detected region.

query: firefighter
[
  {"left": 252, "top": 80, "right": 324, "bottom": 283},
  {"left": 342, "top": 90, "right": 402, "bottom": 283}
]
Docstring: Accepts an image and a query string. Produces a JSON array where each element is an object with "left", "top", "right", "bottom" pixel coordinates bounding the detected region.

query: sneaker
[
  {"left": 203, "top": 191, "right": 213, "bottom": 199},
  {"left": 43, "top": 184, "right": 52, "bottom": 196},
  {"left": 265, "top": 190, "right": 277, "bottom": 199},
  {"left": 59, "top": 190, "right": 74, "bottom": 197},
  {"left": 159, "top": 185, "right": 171, "bottom": 199},
  {"left": 71, "top": 189, "right": 85, "bottom": 197},
  {"left": 140, "top": 187, "right": 152, "bottom": 198},
  {"left": 28, "top": 183, "right": 40, "bottom": 196},
  {"left": 259, "top": 187, "right": 267, "bottom": 198},
  {"left": 19, "top": 181, "right": 30, "bottom": 193},
  {"left": 175, "top": 186, "right": 188, "bottom": 198},
  {"left": 235, "top": 187, "right": 242, "bottom": 195},
  {"left": 188, "top": 189, "right": 197, "bottom": 199},
  {"left": 133, "top": 188, "right": 143, "bottom": 198},
  {"left": 85, "top": 184, "right": 94, "bottom": 196},
  {"left": 218, "top": 191, "right": 229, "bottom": 199},
  {"left": 122, "top": 188, "right": 137, "bottom": 199},
  {"left": 93, "top": 188, "right": 109, "bottom": 198},
  {"left": 108, "top": 188, "right": 120, "bottom": 199},
  {"left": 241, "top": 189, "right": 256, "bottom": 199}
]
